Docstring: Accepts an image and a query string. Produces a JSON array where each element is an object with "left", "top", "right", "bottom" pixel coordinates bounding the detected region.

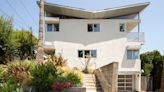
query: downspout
[{"left": 138, "top": 13, "right": 140, "bottom": 42}]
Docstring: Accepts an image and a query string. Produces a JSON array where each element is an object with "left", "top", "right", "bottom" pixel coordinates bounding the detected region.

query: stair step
[
  {"left": 83, "top": 83, "right": 101, "bottom": 87},
  {"left": 83, "top": 81, "right": 100, "bottom": 84},
  {"left": 83, "top": 74, "right": 103, "bottom": 92},
  {"left": 86, "top": 87, "right": 103, "bottom": 92},
  {"left": 83, "top": 74, "right": 96, "bottom": 77}
]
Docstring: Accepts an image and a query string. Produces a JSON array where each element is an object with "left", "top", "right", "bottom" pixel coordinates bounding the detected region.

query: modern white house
[{"left": 41, "top": 2, "right": 149, "bottom": 92}]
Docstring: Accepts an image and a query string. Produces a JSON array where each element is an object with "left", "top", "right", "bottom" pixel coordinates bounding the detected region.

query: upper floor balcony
[{"left": 127, "top": 32, "right": 145, "bottom": 42}]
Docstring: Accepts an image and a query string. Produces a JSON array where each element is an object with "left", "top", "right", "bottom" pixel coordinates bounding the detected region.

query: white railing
[{"left": 127, "top": 32, "right": 145, "bottom": 42}]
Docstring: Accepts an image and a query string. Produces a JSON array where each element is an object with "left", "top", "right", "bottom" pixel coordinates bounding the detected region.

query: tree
[
  {"left": 140, "top": 50, "right": 163, "bottom": 91},
  {"left": 36, "top": 0, "right": 44, "bottom": 63},
  {"left": 140, "top": 51, "right": 154, "bottom": 76},
  {"left": 0, "top": 16, "right": 15, "bottom": 63},
  {"left": 11, "top": 30, "right": 38, "bottom": 60},
  {"left": 160, "top": 56, "right": 164, "bottom": 92},
  {"left": 0, "top": 16, "right": 38, "bottom": 63}
]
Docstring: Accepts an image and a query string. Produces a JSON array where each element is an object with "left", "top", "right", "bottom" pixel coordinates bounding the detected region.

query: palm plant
[{"left": 36, "top": 0, "right": 44, "bottom": 63}]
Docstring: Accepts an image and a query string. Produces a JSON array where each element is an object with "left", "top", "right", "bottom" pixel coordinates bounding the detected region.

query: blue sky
[{"left": 0, "top": 0, "right": 164, "bottom": 54}]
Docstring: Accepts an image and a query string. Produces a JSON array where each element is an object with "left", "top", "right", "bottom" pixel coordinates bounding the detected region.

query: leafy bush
[
  {"left": 0, "top": 60, "right": 34, "bottom": 92},
  {"left": 0, "top": 65, "right": 7, "bottom": 82},
  {"left": 58, "top": 67, "right": 82, "bottom": 86},
  {"left": 48, "top": 55, "right": 67, "bottom": 67},
  {"left": 5, "top": 60, "right": 34, "bottom": 86},
  {"left": 30, "top": 62, "right": 58, "bottom": 92},
  {"left": 51, "top": 69, "right": 81, "bottom": 91},
  {"left": 51, "top": 81, "right": 72, "bottom": 91},
  {"left": 65, "top": 72, "right": 81, "bottom": 86},
  {"left": 0, "top": 77, "right": 20, "bottom": 92}
]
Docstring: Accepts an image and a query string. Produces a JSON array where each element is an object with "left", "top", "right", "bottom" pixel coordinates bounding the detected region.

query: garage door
[{"left": 118, "top": 75, "right": 133, "bottom": 92}]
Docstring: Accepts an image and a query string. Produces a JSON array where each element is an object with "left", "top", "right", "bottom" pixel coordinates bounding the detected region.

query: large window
[
  {"left": 88, "top": 24, "right": 100, "bottom": 32},
  {"left": 78, "top": 50, "right": 97, "bottom": 58},
  {"left": 47, "top": 24, "right": 59, "bottom": 32},
  {"left": 120, "top": 23, "right": 126, "bottom": 32},
  {"left": 127, "top": 50, "right": 139, "bottom": 60}
]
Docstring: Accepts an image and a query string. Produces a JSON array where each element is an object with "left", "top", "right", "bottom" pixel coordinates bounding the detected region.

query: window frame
[
  {"left": 78, "top": 50, "right": 97, "bottom": 58},
  {"left": 118, "top": 75, "right": 133, "bottom": 91},
  {"left": 47, "top": 24, "right": 53, "bottom": 32},
  {"left": 120, "top": 23, "right": 126, "bottom": 32},
  {"left": 47, "top": 23, "right": 59, "bottom": 32},
  {"left": 127, "top": 50, "right": 139, "bottom": 60},
  {"left": 87, "top": 24, "right": 100, "bottom": 32},
  {"left": 78, "top": 50, "right": 84, "bottom": 58}
]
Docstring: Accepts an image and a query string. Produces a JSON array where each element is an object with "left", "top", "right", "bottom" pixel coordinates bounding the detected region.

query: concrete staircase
[{"left": 83, "top": 74, "right": 103, "bottom": 92}]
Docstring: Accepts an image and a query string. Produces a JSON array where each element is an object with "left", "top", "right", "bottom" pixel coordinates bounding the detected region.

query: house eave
[{"left": 39, "top": 2, "right": 150, "bottom": 19}]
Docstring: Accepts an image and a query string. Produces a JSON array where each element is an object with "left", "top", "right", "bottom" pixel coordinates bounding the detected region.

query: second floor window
[
  {"left": 47, "top": 24, "right": 59, "bottom": 32},
  {"left": 120, "top": 23, "right": 126, "bottom": 32},
  {"left": 78, "top": 50, "right": 97, "bottom": 58},
  {"left": 88, "top": 24, "right": 100, "bottom": 32},
  {"left": 127, "top": 50, "right": 139, "bottom": 60}
]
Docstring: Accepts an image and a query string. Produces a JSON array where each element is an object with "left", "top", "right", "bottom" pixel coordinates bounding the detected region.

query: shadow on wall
[{"left": 45, "top": 31, "right": 126, "bottom": 45}]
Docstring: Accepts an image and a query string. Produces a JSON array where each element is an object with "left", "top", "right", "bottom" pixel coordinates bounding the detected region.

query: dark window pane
[
  {"left": 91, "top": 50, "right": 97, "bottom": 58},
  {"left": 88, "top": 24, "right": 93, "bottom": 32},
  {"left": 127, "top": 50, "right": 133, "bottom": 60},
  {"left": 133, "top": 50, "right": 139, "bottom": 59},
  {"left": 94, "top": 24, "right": 100, "bottom": 32},
  {"left": 78, "top": 50, "right": 83, "bottom": 58},
  {"left": 126, "top": 75, "right": 132, "bottom": 78},
  {"left": 54, "top": 24, "right": 59, "bottom": 32},
  {"left": 84, "top": 50, "right": 90, "bottom": 58},
  {"left": 120, "top": 23, "right": 125, "bottom": 32},
  {"left": 47, "top": 24, "right": 53, "bottom": 32},
  {"left": 127, "top": 50, "right": 139, "bottom": 60},
  {"left": 118, "top": 83, "right": 124, "bottom": 86}
]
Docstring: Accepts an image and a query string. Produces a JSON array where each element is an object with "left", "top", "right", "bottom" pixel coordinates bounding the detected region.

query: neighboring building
[{"left": 41, "top": 2, "right": 149, "bottom": 92}]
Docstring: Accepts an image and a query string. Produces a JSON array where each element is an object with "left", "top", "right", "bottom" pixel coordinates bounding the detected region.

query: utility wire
[
  {"left": 18, "top": 0, "right": 38, "bottom": 25},
  {"left": 0, "top": 8, "right": 28, "bottom": 29},
  {"left": 6, "top": 0, "right": 29, "bottom": 28}
]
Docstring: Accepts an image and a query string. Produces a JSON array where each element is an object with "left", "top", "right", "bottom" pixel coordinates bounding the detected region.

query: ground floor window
[
  {"left": 78, "top": 50, "right": 97, "bottom": 58},
  {"left": 118, "top": 75, "right": 133, "bottom": 92},
  {"left": 127, "top": 50, "right": 139, "bottom": 60}
]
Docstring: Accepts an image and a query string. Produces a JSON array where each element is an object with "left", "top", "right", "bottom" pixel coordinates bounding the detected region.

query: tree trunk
[
  {"left": 160, "top": 61, "right": 164, "bottom": 92},
  {"left": 36, "top": 0, "right": 44, "bottom": 63}
]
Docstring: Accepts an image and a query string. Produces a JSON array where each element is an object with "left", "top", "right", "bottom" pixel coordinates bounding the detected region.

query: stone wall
[
  {"left": 50, "top": 87, "right": 86, "bottom": 92},
  {"left": 95, "top": 62, "right": 118, "bottom": 92}
]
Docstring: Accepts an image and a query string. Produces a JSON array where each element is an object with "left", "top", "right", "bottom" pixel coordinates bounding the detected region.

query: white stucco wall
[{"left": 44, "top": 19, "right": 141, "bottom": 72}]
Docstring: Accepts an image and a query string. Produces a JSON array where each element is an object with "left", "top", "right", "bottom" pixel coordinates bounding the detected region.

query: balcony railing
[{"left": 127, "top": 32, "right": 145, "bottom": 42}]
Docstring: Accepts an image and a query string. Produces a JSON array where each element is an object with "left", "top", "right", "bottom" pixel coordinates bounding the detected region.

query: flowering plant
[{"left": 51, "top": 81, "right": 72, "bottom": 90}]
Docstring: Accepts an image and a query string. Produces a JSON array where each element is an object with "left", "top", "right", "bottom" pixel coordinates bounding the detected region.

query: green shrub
[
  {"left": 5, "top": 60, "right": 34, "bottom": 86},
  {"left": 30, "top": 62, "right": 58, "bottom": 92},
  {"left": 57, "top": 67, "right": 82, "bottom": 86},
  {"left": 0, "top": 60, "right": 34, "bottom": 92},
  {"left": 65, "top": 72, "right": 81, "bottom": 86},
  {"left": 0, "top": 75, "right": 20, "bottom": 92},
  {"left": 55, "top": 75, "right": 68, "bottom": 83},
  {"left": 0, "top": 65, "right": 7, "bottom": 83}
]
